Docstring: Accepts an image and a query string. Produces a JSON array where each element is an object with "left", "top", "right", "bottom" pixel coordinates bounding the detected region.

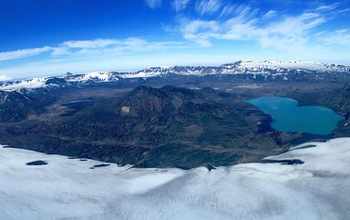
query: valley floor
[{"left": 0, "top": 138, "right": 349, "bottom": 219}]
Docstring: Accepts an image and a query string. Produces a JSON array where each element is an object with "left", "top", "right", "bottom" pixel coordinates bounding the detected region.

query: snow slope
[
  {"left": 0, "top": 138, "right": 350, "bottom": 219},
  {"left": 65, "top": 71, "right": 119, "bottom": 82},
  {"left": 0, "top": 77, "right": 49, "bottom": 91},
  {"left": 0, "top": 72, "right": 119, "bottom": 91}
]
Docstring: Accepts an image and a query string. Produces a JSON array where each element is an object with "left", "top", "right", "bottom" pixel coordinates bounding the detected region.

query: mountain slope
[
  {"left": 0, "top": 91, "right": 53, "bottom": 122},
  {"left": 0, "top": 86, "right": 287, "bottom": 168}
]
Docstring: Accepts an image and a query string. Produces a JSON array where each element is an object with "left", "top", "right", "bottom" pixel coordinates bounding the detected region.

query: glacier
[{"left": 0, "top": 138, "right": 350, "bottom": 219}]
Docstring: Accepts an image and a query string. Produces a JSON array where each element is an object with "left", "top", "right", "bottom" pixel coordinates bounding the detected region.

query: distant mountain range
[{"left": 1, "top": 60, "right": 350, "bottom": 91}]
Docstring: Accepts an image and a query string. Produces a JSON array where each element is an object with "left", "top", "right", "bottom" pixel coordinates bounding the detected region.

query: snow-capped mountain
[
  {"left": 0, "top": 77, "right": 51, "bottom": 91},
  {"left": 1, "top": 60, "right": 350, "bottom": 91},
  {"left": 117, "top": 60, "right": 350, "bottom": 78},
  {"left": 221, "top": 60, "right": 350, "bottom": 74},
  {"left": 0, "top": 71, "right": 118, "bottom": 91},
  {"left": 116, "top": 65, "right": 221, "bottom": 78},
  {"left": 65, "top": 71, "right": 119, "bottom": 82}
]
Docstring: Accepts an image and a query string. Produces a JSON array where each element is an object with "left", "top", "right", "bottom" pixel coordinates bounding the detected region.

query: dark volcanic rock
[
  {"left": 0, "top": 90, "right": 56, "bottom": 122},
  {"left": 26, "top": 160, "right": 48, "bottom": 166},
  {"left": 0, "top": 91, "right": 36, "bottom": 122},
  {"left": 45, "top": 77, "right": 67, "bottom": 86}
]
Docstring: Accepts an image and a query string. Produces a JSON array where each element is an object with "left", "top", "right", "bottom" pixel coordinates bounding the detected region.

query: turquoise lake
[{"left": 247, "top": 97, "right": 344, "bottom": 135}]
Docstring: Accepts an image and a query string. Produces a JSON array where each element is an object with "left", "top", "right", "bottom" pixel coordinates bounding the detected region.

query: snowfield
[{"left": 0, "top": 138, "right": 350, "bottom": 219}]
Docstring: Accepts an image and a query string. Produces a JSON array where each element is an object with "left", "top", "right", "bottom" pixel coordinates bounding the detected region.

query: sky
[{"left": 1, "top": 0, "right": 350, "bottom": 80}]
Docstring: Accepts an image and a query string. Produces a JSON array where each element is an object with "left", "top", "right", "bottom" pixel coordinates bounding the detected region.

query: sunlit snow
[
  {"left": 66, "top": 71, "right": 118, "bottom": 82},
  {"left": 0, "top": 77, "right": 49, "bottom": 91},
  {"left": 0, "top": 138, "right": 350, "bottom": 219}
]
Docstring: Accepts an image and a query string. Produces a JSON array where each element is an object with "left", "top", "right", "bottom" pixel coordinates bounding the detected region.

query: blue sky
[{"left": 1, "top": 0, "right": 350, "bottom": 80}]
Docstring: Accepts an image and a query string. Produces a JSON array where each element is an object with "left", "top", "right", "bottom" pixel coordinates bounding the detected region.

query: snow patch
[
  {"left": 66, "top": 71, "right": 119, "bottom": 82},
  {"left": 0, "top": 77, "right": 48, "bottom": 91},
  {"left": 0, "top": 138, "right": 350, "bottom": 219}
]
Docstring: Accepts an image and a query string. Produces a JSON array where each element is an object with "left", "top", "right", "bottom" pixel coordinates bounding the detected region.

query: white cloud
[
  {"left": 259, "top": 12, "right": 327, "bottom": 50},
  {"left": 173, "top": 0, "right": 190, "bottom": 11},
  {"left": 180, "top": 5, "right": 256, "bottom": 45},
  {"left": 181, "top": 20, "right": 220, "bottom": 46},
  {"left": 51, "top": 39, "right": 122, "bottom": 56},
  {"left": 0, "top": 46, "right": 51, "bottom": 61},
  {"left": 145, "top": 0, "right": 162, "bottom": 9},
  {"left": 315, "top": 3, "right": 339, "bottom": 11},
  {"left": 0, "top": 75, "right": 12, "bottom": 81},
  {"left": 0, "top": 37, "right": 182, "bottom": 60},
  {"left": 339, "top": 8, "right": 350, "bottom": 13},
  {"left": 218, "top": 5, "right": 236, "bottom": 17},
  {"left": 57, "top": 37, "right": 181, "bottom": 55},
  {"left": 321, "top": 29, "right": 350, "bottom": 46},
  {"left": 262, "top": 10, "right": 277, "bottom": 19},
  {"left": 268, "top": 13, "right": 325, "bottom": 36},
  {"left": 51, "top": 47, "right": 70, "bottom": 56},
  {"left": 62, "top": 39, "right": 119, "bottom": 49},
  {"left": 195, "top": 0, "right": 222, "bottom": 16},
  {"left": 179, "top": 4, "right": 332, "bottom": 51}
]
